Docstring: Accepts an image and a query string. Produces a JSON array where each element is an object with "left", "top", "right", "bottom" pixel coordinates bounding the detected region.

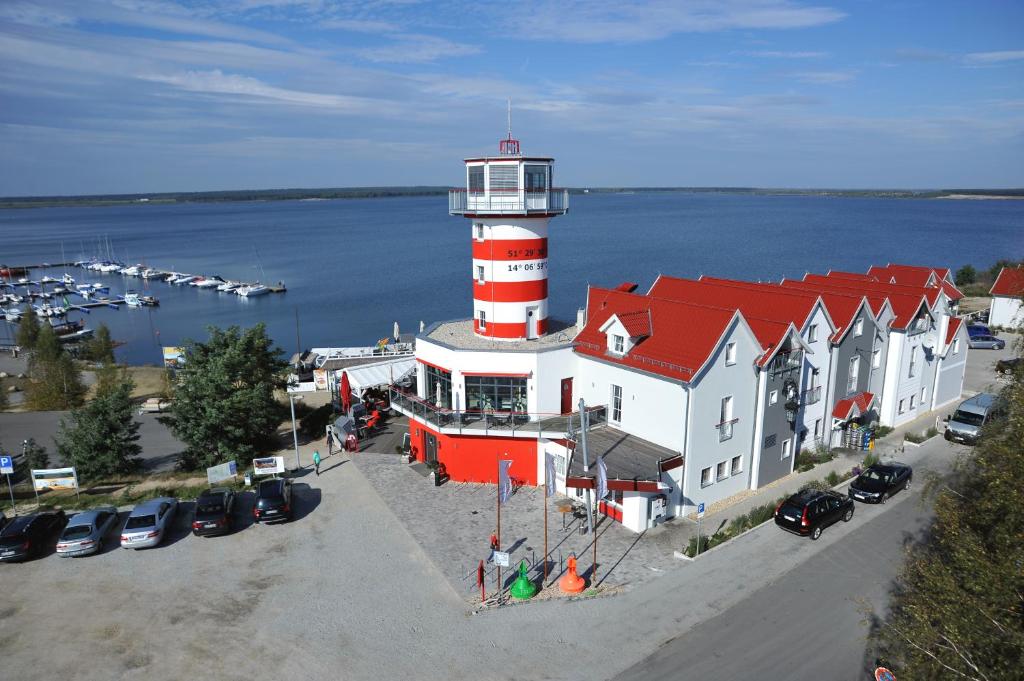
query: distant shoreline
[{"left": 2, "top": 186, "right": 1022, "bottom": 209}]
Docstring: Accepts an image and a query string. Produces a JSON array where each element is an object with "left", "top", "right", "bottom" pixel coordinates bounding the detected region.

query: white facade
[
  {"left": 797, "top": 303, "right": 834, "bottom": 450},
  {"left": 990, "top": 296, "right": 1024, "bottom": 329}
]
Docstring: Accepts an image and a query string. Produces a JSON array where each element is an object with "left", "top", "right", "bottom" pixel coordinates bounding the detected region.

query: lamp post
[{"left": 289, "top": 394, "right": 303, "bottom": 470}]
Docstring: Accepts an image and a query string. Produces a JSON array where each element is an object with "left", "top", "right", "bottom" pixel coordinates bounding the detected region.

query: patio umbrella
[
  {"left": 340, "top": 371, "right": 352, "bottom": 414},
  {"left": 393, "top": 321, "right": 400, "bottom": 342}
]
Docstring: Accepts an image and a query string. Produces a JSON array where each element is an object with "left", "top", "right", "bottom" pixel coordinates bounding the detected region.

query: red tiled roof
[
  {"left": 652, "top": 276, "right": 824, "bottom": 330},
  {"left": 577, "top": 287, "right": 740, "bottom": 381},
  {"left": 990, "top": 266, "right": 1024, "bottom": 297},
  {"left": 832, "top": 392, "right": 875, "bottom": 421},
  {"left": 773, "top": 280, "right": 871, "bottom": 339},
  {"left": 799, "top": 275, "right": 935, "bottom": 329},
  {"left": 945, "top": 317, "right": 964, "bottom": 348},
  {"left": 868, "top": 264, "right": 964, "bottom": 301},
  {"left": 615, "top": 310, "right": 652, "bottom": 337},
  {"left": 826, "top": 270, "right": 878, "bottom": 282}
]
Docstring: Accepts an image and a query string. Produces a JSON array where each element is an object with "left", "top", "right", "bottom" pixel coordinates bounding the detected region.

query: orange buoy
[{"left": 559, "top": 554, "right": 586, "bottom": 594}]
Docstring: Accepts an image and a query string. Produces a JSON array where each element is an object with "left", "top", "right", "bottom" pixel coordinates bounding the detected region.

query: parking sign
[
  {"left": 0, "top": 456, "right": 13, "bottom": 475},
  {"left": 697, "top": 502, "right": 706, "bottom": 519}
]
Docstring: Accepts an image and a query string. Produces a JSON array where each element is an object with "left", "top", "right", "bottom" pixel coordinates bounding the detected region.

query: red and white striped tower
[{"left": 449, "top": 125, "right": 568, "bottom": 340}]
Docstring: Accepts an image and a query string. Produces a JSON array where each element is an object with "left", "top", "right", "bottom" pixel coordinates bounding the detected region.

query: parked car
[
  {"left": 56, "top": 506, "right": 120, "bottom": 557},
  {"left": 253, "top": 478, "right": 293, "bottom": 523},
  {"left": 945, "top": 393, "right": 1002, "bottom": 445},
  {"left": 0, "top": 509, "right": 67, "bottom": 561},
  {"left": 848, "top": 463, "right": 912, "bottom": 504},
  {"left": 995, "top": 357, "right": 1021, "bottom": 375},
  {"left": 192, "top": 488, "right": 236, "bottom": 537},
  {"left": 967, "top": 324, "right": 994, "bottom": 338},
  {"left": 774, "top": 489, "right": 854, "bottom": 540},
  {"left": 968, "top": 334, "right": 1006, "bottom": 350},
  {"left": 120, "top": 497, "right": 178, "bottom": 549}
]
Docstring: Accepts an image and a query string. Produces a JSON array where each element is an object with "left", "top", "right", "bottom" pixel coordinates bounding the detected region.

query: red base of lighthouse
[{"left": 409, "top": 422, "right": 539, "bottom": 486}]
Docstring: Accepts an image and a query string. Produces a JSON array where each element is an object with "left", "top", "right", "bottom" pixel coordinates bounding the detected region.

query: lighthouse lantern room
[{"left": 448, "top": 124, "right": 568, "bottom": 341}]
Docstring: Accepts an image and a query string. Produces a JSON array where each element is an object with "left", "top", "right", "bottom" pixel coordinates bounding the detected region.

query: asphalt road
[{"left": 614, "top": 448, "right": 950, "bottom": 681}]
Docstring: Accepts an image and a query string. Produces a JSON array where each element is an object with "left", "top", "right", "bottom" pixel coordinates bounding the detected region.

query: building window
[
  {"left": 908, "top": 346, "right": 917, "bottom": 378},
  {"left": 424, "top": 364, "right": 452, "bottom": 409},
  {"left": 725, "top": 342, "right": 737, "bottom": 366},
  {"left": 847, "top": 356, "right": 860, "bottom": 395},
  {"left": 921, "top": 386, "right": 927, "bottom": 403},
  {"left": 701, "top": 466, "right": 712, "bottom": 487},
  {"left": 953, "top": 338, "right": 960, "bottom": 354},
  {"left": 474, "top": 222, "right": 484, "bottom": 240},
  {"left": 910, "top": 394, "right": 916, "bottom": 410},
  {"left": 611, "top": 384, "right": 623, "bottom": 423},
  {"left": 781, "top": 438, "right": 792, "bottom": 460},
  {"left": 807, "top": 324, "right": 818, "bottom": 343},
  {"left": 524, "top": 164, "right": 548, "bottom": 192},
  {"left": 612, "top": 334, "right": 624, "bottom": 354},
  {"left": 764, "top": 433, "right": 777, "bottom": 449},
  {"left": 719, "top": 395, "right": 734, "bottom": 441},
  {"left": 872, "top": 348, "right": 881, "bottom": 369},
  {"left": 465, "top": 375, "right": 526, "bottom": 413},
  {"left": 717, "top": 461, "right": 729, "bottom": 481},
  {"left": 814, "top": 418, "right": 822, "bottom": 439},
  {"left": 476, "top": 265, "right": 485, "bottom": 284},
  {"left": 854, "top": 318, "right": 864, "bottom": 337},
  {"left": 478, "top": 310, "right": 486, "bottom": 330},
  {"left": 898, "top": 399, "right": 905, "bottom": 414},
  {"left": 731, "top": 455, "right": 743, "bottom": 476},
  {"left": 488, "top": 164, "right": 517, "bottom": 191},
  {"left": 469, "top": 166, "right": 484, "bottom": 193},
  {"left": 769, "top": 389, "right": 778, "bottom": 405}
]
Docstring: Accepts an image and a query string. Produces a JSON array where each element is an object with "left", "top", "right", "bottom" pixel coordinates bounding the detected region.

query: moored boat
[{"left": 236, "top": 284, "right": 270, "bottom": 297}]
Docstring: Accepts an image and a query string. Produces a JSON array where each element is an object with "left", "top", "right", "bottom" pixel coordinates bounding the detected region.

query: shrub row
[{"left": 904, "top": 427, "right": 940, "bottom": 444}]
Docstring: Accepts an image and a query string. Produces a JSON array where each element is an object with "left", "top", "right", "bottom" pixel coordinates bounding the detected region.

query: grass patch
[{"left": 905, "top": 427, "right": 940, "bottom": 444}]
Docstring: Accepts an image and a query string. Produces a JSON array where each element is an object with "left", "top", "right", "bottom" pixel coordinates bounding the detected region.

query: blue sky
[{"left": 0, "top": 0, "right": 1022, "bottom": 195}]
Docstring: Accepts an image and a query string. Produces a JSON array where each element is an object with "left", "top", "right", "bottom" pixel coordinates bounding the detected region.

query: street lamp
[{"left": 289, "top": 394, "right": 303, "bottom": 470}]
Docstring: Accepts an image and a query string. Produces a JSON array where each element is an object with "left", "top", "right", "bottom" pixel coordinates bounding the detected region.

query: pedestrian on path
[{"left": 313, "top": 450, "right": 321, "bottom": 476}]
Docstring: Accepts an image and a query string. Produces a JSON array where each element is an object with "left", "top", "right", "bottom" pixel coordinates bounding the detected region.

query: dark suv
[
  {"left": 848, "top": 463, "right": 912, "bottom": 504},
  {"left": 192, "top": 488, "right": 236, "bottom": 536},
  {"left": 774, "top": 489, "right": 854, "bottom": 540},
  {"left": 0, "top": 510, "right": 67, "bottom": 561},
  {"left": 253, "top": 478, "right": 293, "bottom": 523}
]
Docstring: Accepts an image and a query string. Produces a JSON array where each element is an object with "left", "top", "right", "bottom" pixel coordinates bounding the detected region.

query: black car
[
  {"left": 192, "top": 488, "right": 236, "bottom": 536},
  {"left": 848, "top": 463, "right": 912, "bottom": 504},
  {"left": 996, "top": 358, "right": 1021, "bottom": 375},
  {"left": 774, "top": 489, "right": 854, "bottom": 540},
  {"left": 0, "top": 510, "right": 67, "bottom": 561},
  {"left": 253, "top": 478, "right": 293, "bottom": 523}
]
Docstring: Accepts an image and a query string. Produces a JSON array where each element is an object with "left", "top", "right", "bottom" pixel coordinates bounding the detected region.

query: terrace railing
[
  {"left": 717, "top": 418, "right": 738, "bottom": 442},
  {"left": 449, "top": 188, "right": 569, "bottom": 215},
  {"left": 802, "top": 385, "right": 822, "bottom": 405}
]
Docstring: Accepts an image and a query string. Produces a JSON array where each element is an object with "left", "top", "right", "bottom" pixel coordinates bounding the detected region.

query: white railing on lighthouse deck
[{"left": 449, "top": 189, "right": 569, "bottom": 215}]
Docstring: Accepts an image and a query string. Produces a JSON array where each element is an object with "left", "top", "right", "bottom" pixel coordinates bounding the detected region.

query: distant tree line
[{"left": 954, "top": 258, "right": 1023, "bottom": 293}]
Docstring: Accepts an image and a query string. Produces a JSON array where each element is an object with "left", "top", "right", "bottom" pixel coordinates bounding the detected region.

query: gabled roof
[
  {"left": 868, "top": 264, "right": 964, "bottom": 301},
  {"left": 577, "top": 286, "right": 744, "bottom": 382},
  {"left": 990, "top": 266, "right": 1024, "bottom": 297},
  {"left": 654, "top": 275, "right": 833, "bottom": 334},
  {"left": 773, "top": 280, "right": 874, "bottom": 340},
  {"left": 832, "top": 392, "right": 875, "bottom": 421},
  {"left": 797, "top": 275, "right": 935, "bottom": 330},
  {"left": 825, "top": 270, "right": 877, "bottom": 282},
  {"left": 944, "top": 317, "right": 964, "bottom": 350},
  {"left": 614, "top": 310, "right": 652, "bottom": 337}
]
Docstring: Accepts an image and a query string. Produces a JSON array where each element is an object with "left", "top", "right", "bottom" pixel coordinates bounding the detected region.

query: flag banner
[
  {"left": 545, "top": 452, "right": 557, "bottom": 497},
  {"left": 498, "top": 458, "right": 513, "bottom": 505},
  {"left": 596, "top": 456, "right": 608, "bottom": 502}
]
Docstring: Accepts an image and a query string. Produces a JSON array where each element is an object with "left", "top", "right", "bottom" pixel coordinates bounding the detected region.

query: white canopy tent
[{"left": 334, "top": 357, "right": 416, "bottom": 394}]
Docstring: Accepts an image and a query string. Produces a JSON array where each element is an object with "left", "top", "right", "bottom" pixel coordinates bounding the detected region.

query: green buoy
[{"left": 510, "top": 560, "right": 538, "bottom": 600}]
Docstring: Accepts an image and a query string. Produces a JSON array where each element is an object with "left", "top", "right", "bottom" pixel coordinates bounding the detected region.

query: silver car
[
  {"left": 120, "top": 497, "right": 178, "bottom": 549},
  {"left": 968, "top": 334, "right": 1005, "bottom": 350},
  {"left": 56, "top": 506, "right": 120, "bottom": 557}
]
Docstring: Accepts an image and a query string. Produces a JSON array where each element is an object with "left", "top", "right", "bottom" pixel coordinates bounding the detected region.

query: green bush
[
  {"left": 727, "top": 512, "right": 750, "bottom": 536},
  {"left": 747, "top": 502, "right": 776, "bottom": 526},
  {"left": 826, "top": 470, "right": 840, "bottom": 486},
  {"left": 873, "top": 425, "right": 894, "bottom": 438},
  {"left": 904, "top": 428, "right": 938, "bottom": 444},
  {"left": 801, "top": 479, "right": 830, "bottom": 492},
  {"left": 300, "top": 403, "right": 336, "bottom": 437},
  {"left": 862, "top": 452, "right": 880, "bottom": 468}
]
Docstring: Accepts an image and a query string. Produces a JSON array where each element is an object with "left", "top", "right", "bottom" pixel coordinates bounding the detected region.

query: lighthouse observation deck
[{"left": 448, "top": 187, "right": 569, "bottom": 216}]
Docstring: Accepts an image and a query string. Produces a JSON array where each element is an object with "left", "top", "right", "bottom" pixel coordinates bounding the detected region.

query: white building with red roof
[{"left": 989, "top": 266, "right": 1024, "bottom": 328}]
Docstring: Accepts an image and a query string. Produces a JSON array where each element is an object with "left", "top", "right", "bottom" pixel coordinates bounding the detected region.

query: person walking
[{"left": 313, "top": 450, "right": 321, "bottom": 476}]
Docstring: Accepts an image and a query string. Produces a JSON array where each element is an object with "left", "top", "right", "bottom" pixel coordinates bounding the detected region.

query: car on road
[
  {"left": 996, "top": 357, "right": 1020, "bottom": 375},
  {"left": 774, "top": 489, "right": 854, "bottom": 540},
  {"left": 253, "top": 478, "right": 292, "bottom": 523},
  {"left": 192, "top": 488, "right": 236, "bottom": 537},
  {"left": 848, "top": 463, "right": 912, "bottom": 504},
  {"left": 968, "top": 334, "right": 1006, "bottom": 350},
  {"left": 945, "top": 393, "right": 1001, "bottom": 445},
  {"left": 121, "top": 497, "right": 178, "bottom": 549},
  {"left": 0, "top": 509, "right": 67, "bottom": 561},
  {"left": 56, "top": 506, "right": 120, "bottom": 557}
]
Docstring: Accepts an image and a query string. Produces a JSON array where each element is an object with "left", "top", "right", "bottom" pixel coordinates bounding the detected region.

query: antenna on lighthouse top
[{"left": 499, "top": 97, "right": 520, "bottom": 155}]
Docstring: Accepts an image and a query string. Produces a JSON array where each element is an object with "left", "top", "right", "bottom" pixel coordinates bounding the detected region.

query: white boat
[
  {"left": 217, "top": 281, "right": 240, "bottom": 292},
  {"left": 193, "top": 278, "right": 222, "bottom": 288},
  {"left": 141, "top": 268, "right": 161, "bottom": 279},
  {"left": 62, "top": 274, "right": 75, "bottom": 285},
  {"left": 99, "top": 263, "right": 122, "bottom": 273},
  {"left": 40, "top": 275, "right": 60, "bottom": 284},
  {"left": 124, "top": 291, "right": 142, "bottom": 307},
  {"left": 170, "top": 275, "right": 196, "bottom": 285},
  {"left": 4, "top": 308, "right": 22, "bottom": 322},
  {"left": 121, "top": 265, "right": 142, "bottom": 276},
  {"left": 236, "top": 284, "right": 270, "bottom": 297}
]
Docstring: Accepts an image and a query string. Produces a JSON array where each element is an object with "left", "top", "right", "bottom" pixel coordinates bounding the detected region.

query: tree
[
  {"left": 24, "top": 324, "right": 86, "bottom": 410},
  {"left": 164, "top": 324, "right": 288, "bottom": 470},
  {"left": 22, "top": 437, "right": 49, "bottom": 470},
  {"left": 870, "top": 339, "right": 1024, "bottom": 679},
  {"left": 55, "top": 372, "right": 140, "bottom": 480},
  {"left": 15, "top": 305, "right": 40, "bottom": 350},
  {"left": 954, "top": 264, "right": 976, "bottom": 287},
  {"left": 81, "top": 324, "right": 115, "bottom": 364}
]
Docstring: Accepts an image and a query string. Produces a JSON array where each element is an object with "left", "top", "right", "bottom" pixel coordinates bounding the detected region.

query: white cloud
[
  {"left": 964, "top": 50, "right": 1024, "bottom": 64},
  {"left": 321, "top": 18, "right": 401, "bottom": 33},
  {"left": 745, "top": 50, "right": 828, "bottom": 59},
  {"left": 354, "top": 34, "right": 480, "bottom": 63},
  {"left": 0, "top": 2, "right": 76, "bottom": 27},
  {"left": 792, "top": 70, "right": 855, "bottom": 84}
]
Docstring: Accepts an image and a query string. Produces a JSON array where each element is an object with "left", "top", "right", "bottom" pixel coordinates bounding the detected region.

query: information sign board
[
  {"left": 0, "top": 456, "right": 13, "bottom": 475},
  {"left": 252, "top": 456, "right": 285, "bottom": 476},
  {"left": 493, "top": 551, "right": 510, "bottom": 567}
]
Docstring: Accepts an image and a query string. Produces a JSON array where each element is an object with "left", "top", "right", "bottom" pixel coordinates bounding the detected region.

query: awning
[
  {"left": 564, "top": 426, "right": 680, "bottom": 493},
  {"left": 338, "top": 357, "right": 416, "bottom": 392},
  {"left": 832, "top": 391, "right": 876, "bottom": 421}
]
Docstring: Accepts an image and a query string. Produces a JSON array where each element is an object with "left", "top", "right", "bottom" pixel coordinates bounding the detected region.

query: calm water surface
[{"left": 1, "top": 193, "right": 1021, "bottom": 364}]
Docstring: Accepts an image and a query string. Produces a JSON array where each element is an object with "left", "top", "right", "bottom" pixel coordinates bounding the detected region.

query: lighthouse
[{"left": 448, "top": 123, "right": 568, "bottom": 341}]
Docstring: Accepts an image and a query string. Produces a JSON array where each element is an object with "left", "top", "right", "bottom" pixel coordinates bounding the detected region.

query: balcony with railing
[
  {"left": 449, "top": 188, "right": 569, "bottom": 216},
  {"left": 389, "top": 385, "right": 605, "bottom": 438},
  {"left": 802, "top": 385, "right": 822, "bottom": 405},
  {"left": 769, "top": 350, "right": 803, "bottom": 377},
  {"left": 717, "top": 418, "right": 738, "bottom": 442}
]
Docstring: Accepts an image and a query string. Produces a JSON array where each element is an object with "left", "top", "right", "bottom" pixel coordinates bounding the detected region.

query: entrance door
[
  {"left": 526, "top": 307, "right": 538, "bottom": 339},
  {"left": 560, "top": 377, "right": 573, "bottom": 414},
  {"left": 425, "top": 434, "right": 438, "bottom": 464}
]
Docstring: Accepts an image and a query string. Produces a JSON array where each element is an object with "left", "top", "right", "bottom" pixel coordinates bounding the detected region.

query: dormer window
[
  {"left": 854, "top": 318, "right": 864, "bottom": 337},
  {"left": 725, "top": 342, "right": 737, "bottom": 366},
  {"left": 612, "top": 334, "right": 624, "bottom": 354}
]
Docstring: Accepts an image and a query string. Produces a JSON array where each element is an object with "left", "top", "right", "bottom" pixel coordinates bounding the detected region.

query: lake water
[{"left": 1, "top": 193, "right": 1021, "bottom": 365}]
